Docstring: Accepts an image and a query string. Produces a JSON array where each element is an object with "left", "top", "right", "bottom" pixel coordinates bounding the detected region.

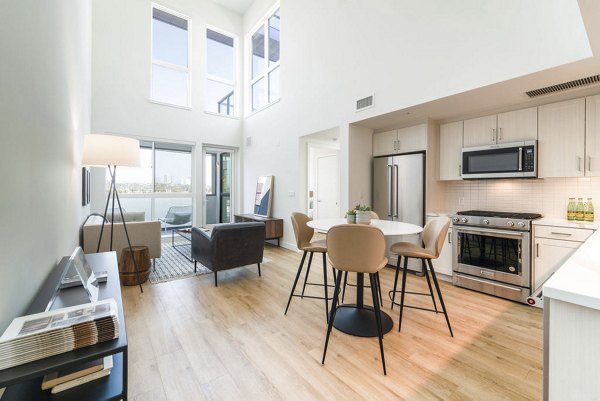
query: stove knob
[
  {"left": 452, "top": 217, "right": 459, "bottom": 223},
  {"left": 517, "top": 221, "right": 526, "bottom": 228},
  {"left": 482, "top": 219, "right": 490, "bottom": 225},
  {"left": 507, "top": 221, "right": 514, "bottom": 227},
  {"left": 460, "top": 218, "right": 468, "bottom": 223}
]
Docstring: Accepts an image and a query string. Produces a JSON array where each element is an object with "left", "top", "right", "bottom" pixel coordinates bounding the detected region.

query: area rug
[
  {"left": 149, "top": 242, "right": 271, "bottom": 284},
  {"left": 149, "top": 242, "right": 210, "bottom": 284}
]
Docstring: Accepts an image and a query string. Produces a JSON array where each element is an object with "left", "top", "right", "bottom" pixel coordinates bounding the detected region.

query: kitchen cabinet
[
  {"left": 585, "top": 94, "right": 600, "bottom": 177},
  {"left": 532, "top": 225, "right": 592, "bottom": 291},
  {"left": 538, "top": 98, "right": 586, "bottom": 178},
  {"left": 432, "top": 227, "right": 453, "bottom": 277},
  {"left": 372, "top": 124, "right": 426, "bottom": 157},
  {"left": 463, "top": 107, "right": 537, "bottom": 147},
  {"left": 463, "top": 115, "right": 498, "bottom": 147},
  {"left": 439, "top": 121, "right": 463, "bottom": 180}
]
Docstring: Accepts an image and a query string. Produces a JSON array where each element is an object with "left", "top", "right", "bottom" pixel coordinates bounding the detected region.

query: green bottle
[
  {"left": 576, "top": 198, "right": 585, "bottom": 221},
  {"left": 567, "top": 198, "right": 576, "bottom": 221},
  {"left": 585, "top": 198, "right": 594, "bottom": 222}
]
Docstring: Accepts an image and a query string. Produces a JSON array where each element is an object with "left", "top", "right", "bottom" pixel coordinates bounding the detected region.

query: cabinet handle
[
  {"left": 448, "top": 232, "right": 451, "bottom": 244},
  {"left": 536, "top": 243, "right": 540, "bottom": 258},
  {"left": 397, "top": 140, "right": 401, "bottom": 151},
  {"left": 458, "top": 164, "right": 462, "bottom": 177},
  {"left": 492, "top": 128, "right": 496, "bottom": 143},
  {"left": 579, "top": 157, "right": 584, "bottom": 172},
  {"left": 550, "top": 232, "right": 572, "bottom": 237},
  {"left": 498, "top": 127, "right": 503, "bottom": 141},
  {"left": 588, "top": 156, "right": 593, "bottom": 172}
]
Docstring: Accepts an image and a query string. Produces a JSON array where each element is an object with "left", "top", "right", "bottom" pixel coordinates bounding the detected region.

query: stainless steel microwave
[{"left": 461, "top": 140, "right": 537, "bottom": 179}]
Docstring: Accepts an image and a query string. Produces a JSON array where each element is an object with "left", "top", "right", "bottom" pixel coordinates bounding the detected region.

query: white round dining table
[
  {"left": 307, "top": 218, "right": 423, "bottom": 337},
  {"left": 307, "top": 218, "right": 423, "bottom": 236}
]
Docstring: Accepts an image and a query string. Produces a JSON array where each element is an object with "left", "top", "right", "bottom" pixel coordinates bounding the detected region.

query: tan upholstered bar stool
[
  {"left": 285, "top": 212, "right": 335, "bottom": 321},
  {"left": 323, "top": 224, "right": 388, "bottom": 375},
  {"left": 389, "top": 217, "right": 453, "bottom": 337}
]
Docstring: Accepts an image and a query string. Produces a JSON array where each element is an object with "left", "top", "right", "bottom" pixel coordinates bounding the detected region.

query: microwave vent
[
  {"left": 525, "top": 75, "right": 600, "bottom": 98},
  {"left": 356, "top": 95, "right": 374, "bottom": 111}
]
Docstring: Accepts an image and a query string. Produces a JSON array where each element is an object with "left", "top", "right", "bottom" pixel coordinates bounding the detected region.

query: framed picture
[
  {"left": 82, "top": 167, "right": 91, "bottom": 206},
  {"left": 254, "top": 176, "right": 273, "bottom": 217}
]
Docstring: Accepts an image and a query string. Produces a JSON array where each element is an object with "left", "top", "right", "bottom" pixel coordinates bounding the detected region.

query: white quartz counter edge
[
  {"left": 533, "top": 217, "right": 600, "bottom": 230},
  {"left": 543, "top": 228, "right": 600, "bottom": 311}
]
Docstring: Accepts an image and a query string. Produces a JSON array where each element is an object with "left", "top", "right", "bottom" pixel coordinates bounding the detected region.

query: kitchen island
[{"left": 543, "top": 226, "right": 600, "bottom": 401}]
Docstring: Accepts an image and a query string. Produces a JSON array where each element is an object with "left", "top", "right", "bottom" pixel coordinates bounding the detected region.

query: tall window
[
  {"left": 111, "top": 141, "right": 194, "bottom": 232},
  {"left": 151, "top": 6, "right": 190, "bottom": 107},
  {"left": 206, "top": 28, "right": 236, "bottom": 116},
  {"left": 250, "top": 7, "right": 280, "bottom": 112}
]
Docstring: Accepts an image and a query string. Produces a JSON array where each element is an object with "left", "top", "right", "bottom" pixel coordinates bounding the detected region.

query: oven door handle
[
  {"left": 455, "top": 227, "right": 524, "bottom": 238},
  {"left": 455, "top": 273, "right": 524, "bottom": 292}
]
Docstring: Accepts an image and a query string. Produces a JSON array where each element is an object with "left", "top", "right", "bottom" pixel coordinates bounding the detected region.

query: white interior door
[{"left": 316, "top": 154, "right": 340, "bottom": 219}]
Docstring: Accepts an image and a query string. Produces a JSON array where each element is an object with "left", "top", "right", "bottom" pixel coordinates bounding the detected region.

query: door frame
[{"left": 202, "top": 145, "right": 237, "bottom": 227}]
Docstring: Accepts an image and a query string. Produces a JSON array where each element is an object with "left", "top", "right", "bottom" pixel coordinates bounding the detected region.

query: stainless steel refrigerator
[{"left": 373, "top": 152, "right": 425, "bottom": 270}]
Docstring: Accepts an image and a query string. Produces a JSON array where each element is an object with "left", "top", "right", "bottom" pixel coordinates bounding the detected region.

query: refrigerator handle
[
  {"left": 394, "top": 164, "right": 399, "bottom": 217},
  {"left": 387, "top": 165, "right": 393, "bottom": 216}
]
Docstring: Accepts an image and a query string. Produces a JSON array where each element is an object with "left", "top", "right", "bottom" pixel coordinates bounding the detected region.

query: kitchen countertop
[
  {"left": 543, "top": 228, "right": 600, "bottom": 311},
  {"left": 533, "top": 217, "right": 600, "bottom": 230}
]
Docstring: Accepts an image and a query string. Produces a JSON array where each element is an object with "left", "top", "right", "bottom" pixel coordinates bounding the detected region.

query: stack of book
[
  {"left": 41, "top": 355, "right": 113, "bottom": 394},
  {"left": 0, "top": 299, "right": 119, "bottom": 371}
]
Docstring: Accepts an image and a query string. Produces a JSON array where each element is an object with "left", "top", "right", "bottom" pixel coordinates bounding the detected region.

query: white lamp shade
[{"left": 82, "top": 134, "right": 141, "bottom": 167}]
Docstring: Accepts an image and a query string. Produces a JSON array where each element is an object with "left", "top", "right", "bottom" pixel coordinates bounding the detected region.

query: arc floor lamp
[{"left": 82, "top": 134, "right": 144, "bottom": 293}]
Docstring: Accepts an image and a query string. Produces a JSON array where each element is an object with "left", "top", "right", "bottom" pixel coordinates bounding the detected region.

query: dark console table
[
  {"left": 234, "top": 214, "right": 283, "bottom": 246},
  {"left": 0, "top": 252, "right": 128, "bottom": 401}
]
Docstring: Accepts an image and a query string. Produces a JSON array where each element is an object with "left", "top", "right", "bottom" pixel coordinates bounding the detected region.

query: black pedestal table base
[{"left": 333, "top": 304, "right": 393, "bottom": 337}]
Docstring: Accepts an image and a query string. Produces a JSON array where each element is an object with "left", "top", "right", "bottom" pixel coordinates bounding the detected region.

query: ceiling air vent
[
  {"left": 526, "top": 75, "right": 600, "bottom": 98},
  {"left": 356, "top": 95, "right": 374, "bottom": 111}
]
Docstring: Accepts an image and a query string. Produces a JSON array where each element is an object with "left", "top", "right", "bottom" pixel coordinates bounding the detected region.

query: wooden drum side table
[{"left": 118, "top": 246, "right": 150, "bottom": 285}]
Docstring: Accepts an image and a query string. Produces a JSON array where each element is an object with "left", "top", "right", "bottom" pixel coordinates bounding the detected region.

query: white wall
[
  {"left": 241, "top": 0, "right": 590, "bottom": 247},
  {"left": 0, "top": 0, "right": 91, "bottom": 331},
  {"left": 91, "top": 0, "right": 245, "bottom": 225}
]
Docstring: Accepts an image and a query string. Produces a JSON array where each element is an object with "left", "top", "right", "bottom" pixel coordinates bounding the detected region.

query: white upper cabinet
[
  {"left": 373, "top": 124, "right": 426, "bottom": 157},
  {"left": 439, "top": 121, "right": 464, "bottom": 180},
  {"left": 497, "top": 107, "right": 538, "bottom": 143},
  {"left": 538, "top": 98, "right": 586, "bottom": 178},
  {"left": 463, "top": 115, "right": 497, "bottom": 147},
  {"left": 372, "top": 130, "right": 398, "bottom": 157},
  {"left": 585, "top": 94, "right": 600, "bottom": 177},
  {"left": 463, "top": 107, "right": 537, "bottom": 147}
]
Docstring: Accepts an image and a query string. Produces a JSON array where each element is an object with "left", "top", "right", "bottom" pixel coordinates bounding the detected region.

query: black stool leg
[
  {"left": 285, "top": 251, "right": 307, "bottom": 315},
  {"left": 369, "top": 273, "right": 387, "bottom": 375},
  {"left": 300, "top": 252, "right": 314, "bottom": 298},
  {"left": 257, "top": 263, "right": 261, "bottom": 277},
  {"left": 322, "top": 270, "right": 343, "bottom": 365},
  {"left": 322, "top": 252, "right": 329, "bottom": 322},
  {"left": 214, "top": 271, "right": 218, "bottom": 287},
  {"left": 375, "top": 272, "right": 383, "bottom": 305},
  {"left": 398, "top": 256, "right": 409, "bottom": 332},
  {"left": 194, "top": 260, "right": 197, "bottom": 273},
  {"left": 341, "top": 271, "right": 348, "bottom": 303},
  {"left": 422, "top": 259, "right": 438, "bottom": 313},
  {"left": 391, "top": 255, "right": 401, "bottom": 309},
  {"left": 427, "top": 259, "right": 453, "bottom": 337}
]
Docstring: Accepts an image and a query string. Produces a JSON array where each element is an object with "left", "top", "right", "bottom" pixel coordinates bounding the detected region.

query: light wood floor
[{"left": 122, "top": 245, "right": 543, "bottom": 401}]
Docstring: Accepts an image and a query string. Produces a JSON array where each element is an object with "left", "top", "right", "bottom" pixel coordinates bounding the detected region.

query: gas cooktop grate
[{"left": 456, "top": 210, "right": 542, "bottom": 220}]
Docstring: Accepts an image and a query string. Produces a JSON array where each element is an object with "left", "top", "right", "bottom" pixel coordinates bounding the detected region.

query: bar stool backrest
[
  {"left": 327, "top": 224, "right": 386, "bottom": 273},
  {"left": 422, "top": 217, "right": 451, "bottom": 258},
  {"left": 291, "top": 212, "right": 315, "bottom": 250}
]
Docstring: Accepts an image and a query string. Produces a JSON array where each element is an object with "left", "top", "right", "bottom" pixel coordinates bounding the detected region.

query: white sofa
[{"left": 83, "top": 215, "right": 162, "bottom": 261}]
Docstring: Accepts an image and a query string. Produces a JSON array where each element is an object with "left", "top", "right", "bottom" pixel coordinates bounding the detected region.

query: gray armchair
[
  {"left": 191, "top": 222, "right": 266, "bottom": 286},
  {"left": 160, "top": 205, "right": 192, "bottom": 231}
]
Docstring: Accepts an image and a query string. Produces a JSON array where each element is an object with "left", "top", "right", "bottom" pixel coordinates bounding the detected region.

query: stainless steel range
[{"left": 451, "top": 210, "right": 542, "bottom": 303}]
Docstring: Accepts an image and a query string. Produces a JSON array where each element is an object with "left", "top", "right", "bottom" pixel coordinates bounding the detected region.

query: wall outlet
[
  {"left": 288, "top": 191, "right": 295, "bottom": 197},
  {"left": 246, "top": 136, "right": 252, "bottom": 147},
  {"left": 458, "top": 197, "right": 465, "bottom": 206}
]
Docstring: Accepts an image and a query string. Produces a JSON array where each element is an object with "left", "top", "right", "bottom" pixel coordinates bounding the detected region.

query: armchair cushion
[{"left": 191, "top": 222, "right": 265, "bottom": 273}]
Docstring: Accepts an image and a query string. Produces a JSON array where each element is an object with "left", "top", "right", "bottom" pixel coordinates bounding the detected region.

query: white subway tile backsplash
[{"left": 443, "top": 177, "right": 600, "bottom": 218}]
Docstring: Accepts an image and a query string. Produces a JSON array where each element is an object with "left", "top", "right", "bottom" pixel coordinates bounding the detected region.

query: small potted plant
[
  {"left": 355, "top": 204, "right": 372, "bottom": 225},
  {"left": 346, "top": 209, "right": 357, "bottom": 224}
]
